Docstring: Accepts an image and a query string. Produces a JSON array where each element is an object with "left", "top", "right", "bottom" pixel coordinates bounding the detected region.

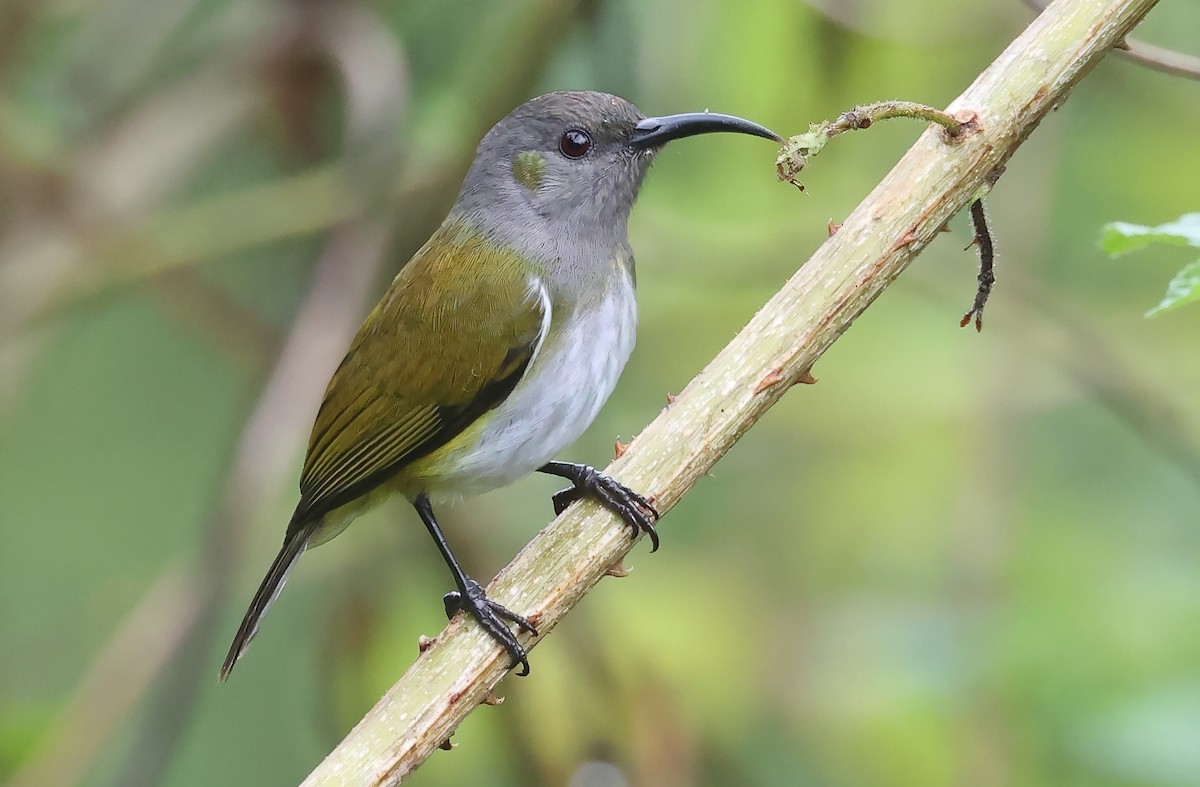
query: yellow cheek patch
[{"left": 512, "top": 151, "right": 544, "bottom": 191}]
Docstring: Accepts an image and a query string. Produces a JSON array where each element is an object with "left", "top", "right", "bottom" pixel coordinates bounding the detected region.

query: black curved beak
[{"left": 629, "top": 111, "right": 781, "bottom": 149}]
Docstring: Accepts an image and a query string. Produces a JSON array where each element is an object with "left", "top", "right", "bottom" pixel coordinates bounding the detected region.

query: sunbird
[{"left": 220, "top": 91, "right": 778, "bottom": 680}]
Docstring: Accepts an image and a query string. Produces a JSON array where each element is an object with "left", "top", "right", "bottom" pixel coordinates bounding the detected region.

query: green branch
[{"left": 775, "top": 100, "right": 969, "bottom": 190}]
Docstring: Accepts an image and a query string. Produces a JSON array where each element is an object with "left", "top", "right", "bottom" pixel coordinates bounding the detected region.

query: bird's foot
[
  {"left": 544, "top": 462, "right": 660, "bottom": 552},
  {"left": 443, "top": 579, "right": 538, "bottom": 676}
]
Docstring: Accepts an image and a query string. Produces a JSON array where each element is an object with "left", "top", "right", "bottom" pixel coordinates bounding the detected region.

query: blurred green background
[{"left": 3, "top": 0, "right": 1200, "bottom": 785}]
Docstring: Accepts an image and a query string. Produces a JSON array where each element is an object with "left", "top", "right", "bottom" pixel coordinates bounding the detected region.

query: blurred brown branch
[
  {"left": 146, "top": 270, "right": 284, "bottom": 372},
  {"left": 914, "top": 263, "right": 1200, "bottom": 498},
  {"left": 2, "top": 0, "right": 599, "bottom": 785},
  {"left": 4, "top": 213, "right": 391, "bottom": 787},
  {"left": 1012, "top": 276, "right": 1200, "bottom": 486},
  {"left": 1023, "top": 0, "right": 1200, "bottom": 79},
  {"left": 3, "top": 567, "right": 202, "bottom": 787},
  {"left": 302, "top": 0, "right": 1161, "bottom": 784}
]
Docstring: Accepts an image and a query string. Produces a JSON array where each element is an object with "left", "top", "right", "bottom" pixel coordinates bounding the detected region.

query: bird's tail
[{"left": 219, "top": 520, "right": 317, "bottom": 682}]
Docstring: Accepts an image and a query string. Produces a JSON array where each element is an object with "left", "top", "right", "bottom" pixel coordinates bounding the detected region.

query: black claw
[
  {"left": 443, "top": 580, "right": 537, "bottom": 676},
  {"left": 551, "top": 486, "right": 582, "bottom": 516},
  {"left": 541, "top": 462, "right": 661, "bottom": 552}
]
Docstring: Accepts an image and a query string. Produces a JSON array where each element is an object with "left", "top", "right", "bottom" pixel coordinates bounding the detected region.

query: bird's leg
[
  {"left": 412, "top": 494, "right": 537, "bottom": 676},
  {"left": 537, "top": 461, "right": 660, "bottom": 552}
]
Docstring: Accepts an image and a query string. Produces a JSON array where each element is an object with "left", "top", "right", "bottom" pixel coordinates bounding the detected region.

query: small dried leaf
[{"left": 605, "top": 560, "right": 631, "bottom": 578}]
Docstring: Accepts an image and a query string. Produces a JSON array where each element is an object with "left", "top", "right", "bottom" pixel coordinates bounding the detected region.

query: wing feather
[{"left": 289, "top": 226, "right": 549, "bottom": 530}]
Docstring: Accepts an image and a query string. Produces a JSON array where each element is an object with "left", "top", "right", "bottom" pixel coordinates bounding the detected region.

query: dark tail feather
[{"left": 219, "top": 521, "right": 317, "bottom": 682}]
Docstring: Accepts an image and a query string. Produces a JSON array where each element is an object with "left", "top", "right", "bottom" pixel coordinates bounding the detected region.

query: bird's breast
[{"left": 417, "top": 270, "right": 638, "bottom": 498}]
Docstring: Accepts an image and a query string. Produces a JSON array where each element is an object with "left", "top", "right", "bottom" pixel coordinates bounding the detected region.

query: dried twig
[
  {"left": 774, "top": 100, "right": 1000, "bottom": 327},
  {"left": 961, "top": 199, "right": 997, "bottom": 331},
  {"left": 775, "top": 100, "right": 971, "bottom": 190}
]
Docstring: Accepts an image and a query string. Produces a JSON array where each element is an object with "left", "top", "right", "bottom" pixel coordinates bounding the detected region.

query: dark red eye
[{"left": 559, "top": 129, "right": 592, "bottom": 159}]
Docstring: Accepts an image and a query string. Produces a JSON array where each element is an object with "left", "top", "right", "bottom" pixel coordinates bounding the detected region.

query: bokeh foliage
[
  {"left": 2, "top": 1, "right": 1200, "bottom": 785},
  {"left": 1102, "top": 214, "right": 1200, "bottom": 316}
]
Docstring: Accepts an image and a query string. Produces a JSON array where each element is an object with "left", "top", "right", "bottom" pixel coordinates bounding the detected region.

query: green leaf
[
  {"left": 1100, "top": 213, "right": 1200, "bottom": 257},
  {"left": 1146, "top": 259, "right": 1200, "bottom": 317}
]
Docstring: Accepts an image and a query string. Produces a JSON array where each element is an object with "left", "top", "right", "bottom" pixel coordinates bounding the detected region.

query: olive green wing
[{"left": 290, "top": 232, "right": 549, "bottom": 530}]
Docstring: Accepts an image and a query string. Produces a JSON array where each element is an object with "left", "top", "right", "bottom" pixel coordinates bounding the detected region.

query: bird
[{"left": 219, "top": 90, "right": 779, "bottom": 681}]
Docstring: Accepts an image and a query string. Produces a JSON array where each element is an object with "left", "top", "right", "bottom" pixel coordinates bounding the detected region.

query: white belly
[{"left": 425, "top": 276, "right": 637, "bottom": 499}]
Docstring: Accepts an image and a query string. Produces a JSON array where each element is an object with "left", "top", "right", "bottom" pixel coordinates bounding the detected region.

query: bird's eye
[{"left": 559, "top": 129, "right": 592, "bottom": 159}]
